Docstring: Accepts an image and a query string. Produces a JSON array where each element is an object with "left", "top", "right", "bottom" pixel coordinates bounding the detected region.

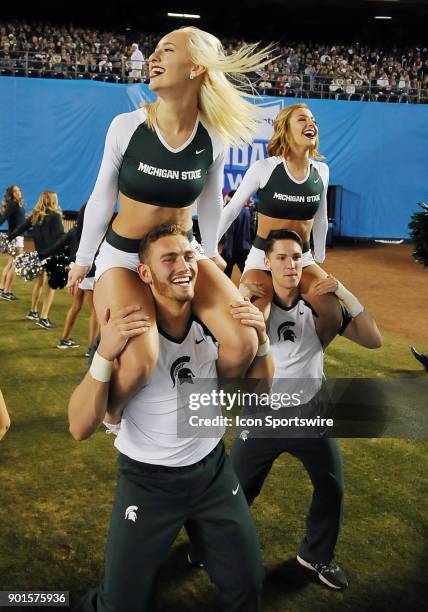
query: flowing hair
[
  {"left": 1, "top": 185, "right": 24, "bottom": 212},
  {"left": 30, "top": 190, "right": 61, "bottom": 225},
  {"left": 267, "top": 103, "right": 324, "bottom": 160},
  {"left": 144, "top": 27, "right": 278, "bottom": 145}
]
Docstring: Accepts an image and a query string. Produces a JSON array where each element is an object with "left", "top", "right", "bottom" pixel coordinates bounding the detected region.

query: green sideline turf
[{"left": 0, "top": 267, "right": 427, "bottom": 611}]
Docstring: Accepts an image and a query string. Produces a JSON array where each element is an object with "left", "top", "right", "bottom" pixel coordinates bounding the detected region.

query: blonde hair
[
  {"left": 143, "top": 27, "right": 277, "bottom": 146},
  {"left": 30, "top": 190, "right": 61, "bottom": 225},
  {"left": 267, "top": 103, "right": 324, "bottom": 160},
  {"left": 1, "top": 185, "right": 24, "bottom": 212}
]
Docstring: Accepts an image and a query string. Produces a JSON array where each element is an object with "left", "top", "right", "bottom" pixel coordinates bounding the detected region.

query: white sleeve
[
  {"left": 196, "top": 149, "right": 226, "bottom": 258},
  {"left": 75, "top": 116, "right": 124, "bottom": 267},
  {"left": 312, "top": 162, "right": 329, "bottom": 264},
  {"left": 217, "top": 161, "right": 264, "bottom": 241}
]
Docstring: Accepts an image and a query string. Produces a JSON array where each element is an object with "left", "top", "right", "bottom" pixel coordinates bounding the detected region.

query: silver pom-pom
[
  {"left": 14, "top": 251, "right": 44, "bottom": 281},
  {"left": 6, "top": 239, "right": 17, "bottom": 256},
  {"left": 0, "top": 233, "right": 11, "bottom": 254}
]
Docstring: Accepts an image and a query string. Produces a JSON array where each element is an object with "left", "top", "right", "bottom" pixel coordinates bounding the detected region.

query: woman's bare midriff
[
  {"left": 257, "top": 213, "right": 314, "bottom": 244},
  {"left": 112, "top": 193, "right": 193, "bottom": 238}
]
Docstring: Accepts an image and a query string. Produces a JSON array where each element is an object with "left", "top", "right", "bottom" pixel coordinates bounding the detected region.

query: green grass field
[{"left": 0, "top": 266, "right": 427, "bottom": 611}]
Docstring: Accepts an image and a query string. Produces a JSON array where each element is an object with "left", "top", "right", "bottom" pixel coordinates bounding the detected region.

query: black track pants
[{"left": 76, "top": 442, "right": 264, "bottom": 612}]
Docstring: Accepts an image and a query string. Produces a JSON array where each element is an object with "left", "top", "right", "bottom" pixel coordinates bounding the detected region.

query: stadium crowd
[{"left": 0, "top": 20, "right": 428, "bottom": 102}]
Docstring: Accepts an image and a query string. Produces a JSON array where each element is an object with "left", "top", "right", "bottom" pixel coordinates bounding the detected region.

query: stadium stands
[{"left": 0, "top": 20, "right": 427, "bottom": 103}]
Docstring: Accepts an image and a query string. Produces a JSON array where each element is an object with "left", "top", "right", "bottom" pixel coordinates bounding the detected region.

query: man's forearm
[
  {"left": 68, "top": 371, "right": 110, "bottom": 441},
  {"left": 246, "top": 335, "right": 275, "bottom": 379},
  {"left": 246, "top": 353, "right": 275, "bottom": 379},
  {"left": 342, "top": 310, "right": 382, "bottom": 349}
]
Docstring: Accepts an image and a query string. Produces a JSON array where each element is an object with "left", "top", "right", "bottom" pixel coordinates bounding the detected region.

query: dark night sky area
[{"left": 2, "top": 0, "right": 428, "bottom": 47}]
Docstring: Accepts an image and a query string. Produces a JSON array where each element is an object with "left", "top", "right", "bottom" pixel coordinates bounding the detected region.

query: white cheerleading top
[
  {"left": 268, "top": 297, "right": 324, "bottom": 404},
  {"left": 115, "top": 317, "right": 223, "bottom": 467}
]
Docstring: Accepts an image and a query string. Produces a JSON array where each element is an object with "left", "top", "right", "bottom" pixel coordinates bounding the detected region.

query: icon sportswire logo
[{"left": 125, "top": 505, "right": 138, "bottom": 522}]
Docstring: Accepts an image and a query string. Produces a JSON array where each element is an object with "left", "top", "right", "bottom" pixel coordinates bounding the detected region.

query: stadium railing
[
  {"left": 0, "top": 51, "right": 426, "bottom": 103},
  {"left": 0, "top": 51, "right": 149, "bottom": 84}
]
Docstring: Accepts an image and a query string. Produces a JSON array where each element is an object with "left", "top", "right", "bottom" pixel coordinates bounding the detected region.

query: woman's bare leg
[
  {"left": 40, "top": 287, "right": 56, "bottom": 319},
  {"left": 83, "top": 290, "right": 99, "bottom": 346},
  {"left": 300, "top": 264, "right": 342, "bottom": 346},
  {"left": 0, "top": 257, "right": 13, "bottom": 291},
  {"left": 193, "top": 259, "right": 258, "bottom": 378},
  {"left": 62, "top": 288, "right": 84, "bottom": 340},
  {"left": 1, "top": 257, "right": 13, "bottom": 291},
  {"left": 4, "top": 257, "right": 15, "bottom": 293},
  {"left": 239, "top": 269, "right": 274, "bottom": 321},
  {"left": 4, "top": 247, "right": 24, "bottom": 293},
  {"left": 94, "top": 268, "right": 159, "bottom": 414},
  {"left": 31, "top": 273, "right": 45, "bottom": 312},
  {"left": 0, "top": 259, "right": 10, "bottom": 289}
]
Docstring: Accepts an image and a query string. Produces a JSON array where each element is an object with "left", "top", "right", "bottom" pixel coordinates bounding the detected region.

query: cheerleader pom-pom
[
  {"left": 14, "top": 251, "right": 44, "bottom": 281},
  {"left": 0, "top": 233, "right": 11, "bottom": 254},
  {"left": 6, "top": 240, "right": 17, "bottom": 256},
  {"left": 45, "top": 246, "right": 71, "bottom": 289}
]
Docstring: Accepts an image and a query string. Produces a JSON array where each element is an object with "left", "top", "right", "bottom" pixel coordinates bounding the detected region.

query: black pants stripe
[
  {"left": 230, "top": 437, "right": 344, "bottom": 564},
  {"left": 76, "top": 442, "right": 263, "bottom": 612}
]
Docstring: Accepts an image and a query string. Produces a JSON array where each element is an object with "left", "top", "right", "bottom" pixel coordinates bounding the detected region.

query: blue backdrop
[{"left": 1, "top": 76, "right": 427, "bottom": 238}]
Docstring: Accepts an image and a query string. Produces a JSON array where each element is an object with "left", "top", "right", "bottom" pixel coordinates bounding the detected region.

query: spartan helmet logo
[
  {"left": 239, "top": 430, "right": 250, "bottom": 441},
  {"left": 277, "top": 321, "right": 296, "bottom": 342},
  {"left": 125, "top": 505, "right": 138, "bottom": 522},
  {"left": 170, "top": 356, "right": 195, "bottom": 388}
]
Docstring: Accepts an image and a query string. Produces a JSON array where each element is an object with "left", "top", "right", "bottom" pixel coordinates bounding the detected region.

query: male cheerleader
[
  {"left": 226, "top": 229, "right": 382, "bottom": 590},
  {"left": 68, "top": 224, "right": 273, "bottom": 612}
]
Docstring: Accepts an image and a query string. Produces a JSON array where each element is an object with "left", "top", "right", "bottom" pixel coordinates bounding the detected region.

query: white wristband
[
  {"left": 256, "top": 336, "right": 270, "bottom": 357},
  {"left": 103, "top": 421, "right": 121, "bottom": 436},
  {"left": 334, "top": 280, "right": 364, "bottom": 318},
  {"left": 89, "top": 350, "right": 113, "bottom": 382}
]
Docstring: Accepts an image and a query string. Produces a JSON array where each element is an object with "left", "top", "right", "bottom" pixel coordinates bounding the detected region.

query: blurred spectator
[
  {"left": 258, "top": 78, "right": 272, "bottom": 94},
  {"left": 98, "top": 53, "right": 112, "bottom": 73},
  {"left": 377, "top": 69, "right": 390, "bottom": 89},
  {"left": 221, "top": 191, "right": 254, "bottom": 279},
  {"left": 399, "top": 70, "right": 411, "bottom": 90},
  {"left": 128, "top": 42, "right": 144, "bottom": 82}
]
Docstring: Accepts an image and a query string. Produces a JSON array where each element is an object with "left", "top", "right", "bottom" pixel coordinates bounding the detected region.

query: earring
[{"left": 189, "top": 73, "right": 194, "bottom": 80}]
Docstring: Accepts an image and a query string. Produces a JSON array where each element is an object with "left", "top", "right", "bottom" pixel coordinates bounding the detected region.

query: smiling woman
[
  {"left": 217, "top": 102, "right": 343, "bottom": 345},
  {"left": 67, "top": 26, "right": 274, "bottom": 415}
]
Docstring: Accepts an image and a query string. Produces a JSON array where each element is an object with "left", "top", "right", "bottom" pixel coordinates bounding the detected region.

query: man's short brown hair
[
  {"left": 264, "top": 229, "right": 303, "bottom": 256},
  {"left": 138, "top": 224, "right": 189, "bottom": 262}
]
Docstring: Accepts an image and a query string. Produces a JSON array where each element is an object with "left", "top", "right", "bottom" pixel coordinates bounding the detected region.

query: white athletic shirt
[
  {"left": 268, "top": 298, "right": 324, "bottom": 404},
  {"left": 218, "top": 157, "right": 329, "bottom": 263},
  {"left": 130, "top": 48, "right": 144, "bottom": 70},
  {"left": 115, "top": 317, "right": 223, "bottom": 466},
  {"left": 75, "top": 107, "right": 226, "bottom": 267}
]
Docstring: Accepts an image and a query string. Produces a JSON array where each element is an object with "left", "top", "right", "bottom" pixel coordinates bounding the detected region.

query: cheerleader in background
[
  {"left": 41, "top": 204, "right": 99, "bottom": 354},
  {"left": 0, "top": 185, "right": 26, "bottom": 301},
  {"left": 9, "top": 190, "right": 65, "bottom": 329},
  {"left": 217, "top": 103, "right": 342, "bottom": 344}
]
